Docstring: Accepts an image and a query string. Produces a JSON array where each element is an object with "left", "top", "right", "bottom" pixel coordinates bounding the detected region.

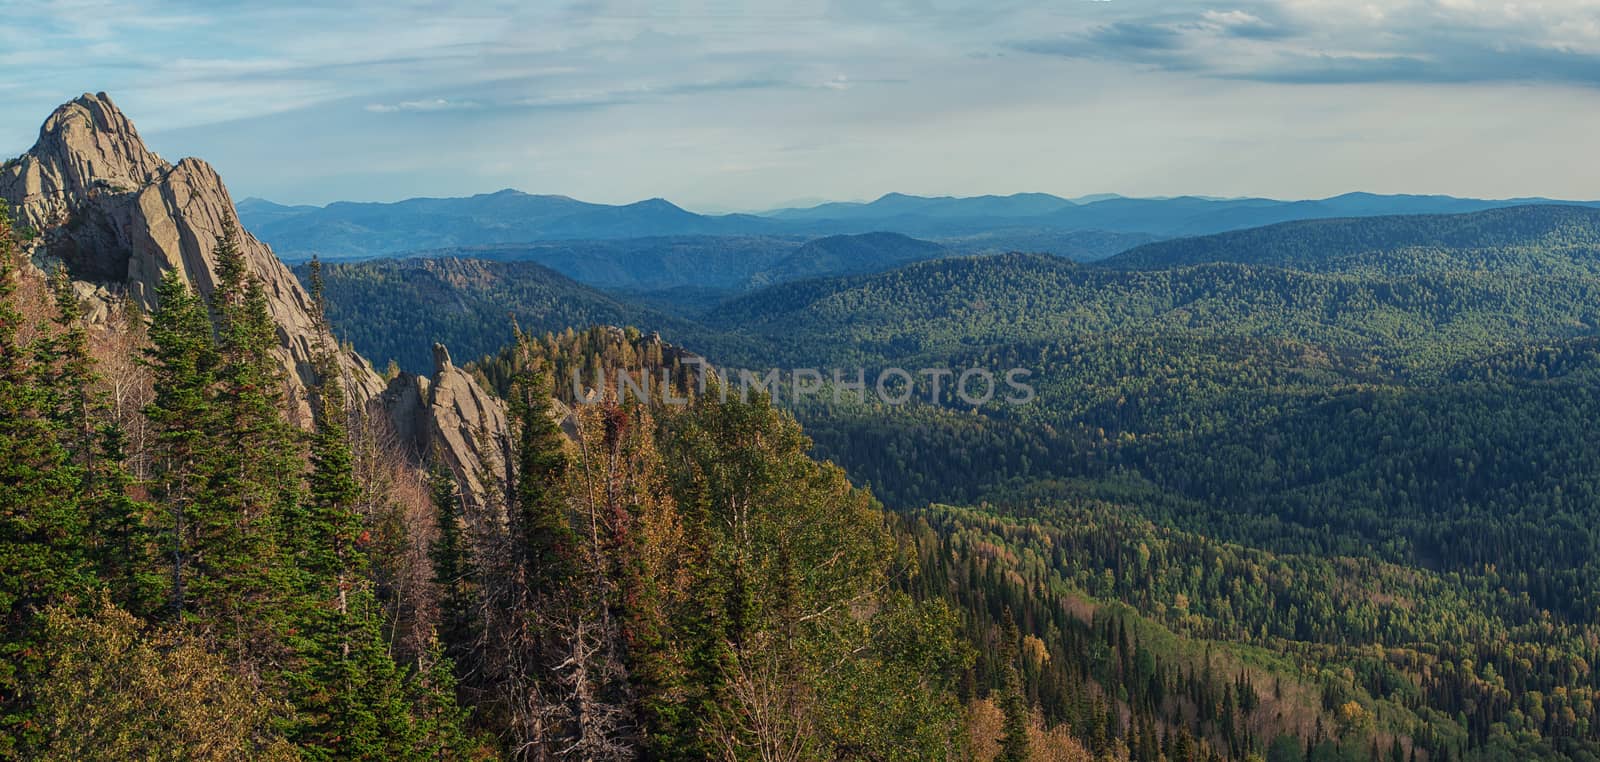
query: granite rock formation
[
  {"left": 0, "top": 92, "right": 385, "bottom": 415},
  {"left": 381, "top": 344, "right": 511, "bottom": 509},
  {"left": 2, "top": 93, "right": 509, "bottom": 494}
]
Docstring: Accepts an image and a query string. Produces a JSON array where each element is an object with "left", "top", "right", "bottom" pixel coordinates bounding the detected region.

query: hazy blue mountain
[
  {"left": 242, "top": 188, "right": 1600, "bottom": 263},
  {"left": 248, "top": 189, "right": 782, "bottom": 260},
  {"left": 764, "top": 191, "right": 1077, "bottom": 221},
  {"left": 235, "top": 197, "right": 319, "bottom": 225}
]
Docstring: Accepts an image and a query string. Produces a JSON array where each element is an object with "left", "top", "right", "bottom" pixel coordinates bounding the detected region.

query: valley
[
  {"left": 308, "top": 203, "right": 1600, "bottom": 762},
  {"left": 4, "top": 91, "right": 1600, "bottom": 762}
]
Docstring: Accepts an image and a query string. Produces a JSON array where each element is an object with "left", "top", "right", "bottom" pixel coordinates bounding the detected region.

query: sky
[{"left": 3, "top": 0, "right": 1599, "bottom": 210}]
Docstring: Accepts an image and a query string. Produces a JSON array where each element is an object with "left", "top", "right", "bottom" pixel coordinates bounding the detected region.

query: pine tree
[{"left": 0, "top": 202, "right": 91, "bottom": 756}]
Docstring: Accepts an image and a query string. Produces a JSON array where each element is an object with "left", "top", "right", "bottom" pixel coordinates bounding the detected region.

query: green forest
[
  {"left": 0, "top": 209, "right": 977, "bottom": 760},
  {"left": 11, "top": 196, "right": 1600, "bottom": 760},
  {"left": 306, "top": 205, "right": 1600, "bottom": 761}
]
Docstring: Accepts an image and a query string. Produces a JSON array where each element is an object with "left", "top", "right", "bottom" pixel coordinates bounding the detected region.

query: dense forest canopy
[
  {"left": 0, "top": 210, "right": 976, "bottom": 760},
  {"left": 306, "top": 203, "right": 1600, "bottom": 761},
  {"left": 12, "top": 186, "right": 1600, "bottom": 761}
]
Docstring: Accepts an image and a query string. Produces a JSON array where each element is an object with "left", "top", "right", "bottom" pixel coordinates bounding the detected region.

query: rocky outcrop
[
  {"left": 2, "top": 92, "right": 512, "bottom": 502},
  {"left": 0, "top": 92, "right": 384, "bottom": 417},
  {"left": 382, "top": 344, "right": 511, "bottom": 509}
]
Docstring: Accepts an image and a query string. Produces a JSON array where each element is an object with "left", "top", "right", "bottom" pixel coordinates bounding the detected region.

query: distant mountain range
[
  {"left": 239, "top": 189, "right": 1600, "bottom": 263},
  {"left": 309, "top": 203, "right": 1600, "bottom": 375}
]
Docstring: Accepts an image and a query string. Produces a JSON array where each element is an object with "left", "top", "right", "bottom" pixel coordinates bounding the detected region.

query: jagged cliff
[
  {"left": 0, "top": 92, "right": 384, "bottom": 414},
  {"left": 2, "top": 92, "right": 509, "bottom": 492},
  {"left": 381, "top": 344, "right": 511, "bottom": 508}
]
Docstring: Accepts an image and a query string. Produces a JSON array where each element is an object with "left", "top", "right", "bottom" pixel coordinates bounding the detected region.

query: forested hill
[
  {"left": 760, "top": 231, "right": 950, "bottom": 283},
  {"left": 288, "top": 201, "right": 1600, "bottom": 762},
  {"left": 697, "top": 249, "right": 1600, "bottom": 374},
  {"left": 1102, "top": 204, "right": 1600, "bottom": 272},
  {"left": 298, "top": 256, "right": 685, "bottom": 374}
]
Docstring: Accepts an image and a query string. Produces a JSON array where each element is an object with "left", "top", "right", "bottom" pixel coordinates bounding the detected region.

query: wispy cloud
[
  {"left": 365, "top": 98, "right": 481, "bottom": 113},
  {"left": 1013, "top": 0, "right": 1600, "bottom": 87},
  {"left": 5, "top": 0, "right": 1600, "bottom": 207}
]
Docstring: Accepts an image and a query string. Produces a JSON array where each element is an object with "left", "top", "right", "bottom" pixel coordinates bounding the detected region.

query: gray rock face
[
  {"left": 2, "top": 92, "right": 511, "bottom": 502},
  {"left": 382, "top": 343, "right": 511, "bottom": 510},
  {"left": 0, "top": 92, "right": 384, "bottom": 416}
]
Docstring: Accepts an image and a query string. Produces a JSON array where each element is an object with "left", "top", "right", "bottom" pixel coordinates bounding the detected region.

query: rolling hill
[
  {"left": 301, "top": 256, "right": 690, "bottom": 374},
  {"left": 1102, "top": 204, "right": 1600, "bottom": 272}
]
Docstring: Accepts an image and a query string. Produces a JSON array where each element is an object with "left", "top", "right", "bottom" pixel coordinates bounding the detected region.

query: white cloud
[{"left": 365, "top": 98, "right": 481, "bottom": 113}]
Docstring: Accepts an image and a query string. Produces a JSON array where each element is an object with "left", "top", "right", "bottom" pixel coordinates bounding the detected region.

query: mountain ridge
[{"left": 240, "top": 186, "right": 1600, "bottom": 263}]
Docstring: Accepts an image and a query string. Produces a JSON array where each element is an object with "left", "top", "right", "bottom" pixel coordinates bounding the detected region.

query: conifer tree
[
  {"left": 41, "top": 267, "right": 98, "bottom": 463},
  {"left": 90, "top": 420, "right": 154, "bottom": 615},
  {"left": 143, "top": 269, "right": 216, "bottom": 620},
  {"left": 195, "top": 220, "right": 299, "bottom": 644},
  {"left": 43, "top": 267, "right": 155, "bottom": 615},
  {"left": 508, "top": 363, "right": 574, "bottom": 588},
  {"left": 411, "top": 635, "right": 475, "bottom": 759},
  {"left": 0, "top": 202, "right": 91, "bottom": 756},
  {"left": 998, "top": 608, "right": 1031, "bottom": 762},
  {"left": 286, "top": 254, "right": 424, "bottom": 759},
  {"left": 429, "top": 460, "right": 478, "bottom": 669}
]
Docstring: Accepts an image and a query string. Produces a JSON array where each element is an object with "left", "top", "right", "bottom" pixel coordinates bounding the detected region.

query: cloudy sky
[{"left": 3, "top": 0, "right": 1599, "bottom": 209}]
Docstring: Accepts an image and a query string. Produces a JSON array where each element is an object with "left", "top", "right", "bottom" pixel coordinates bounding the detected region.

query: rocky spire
[
  {"left": 0, "top": 92, "right": 386, "bottom": 417},
  {"left": 2, "top": 93, "right": 512, "bottom": 501},
  {"left": 2, "top": 92, "right": 167, "bottom": 229}
]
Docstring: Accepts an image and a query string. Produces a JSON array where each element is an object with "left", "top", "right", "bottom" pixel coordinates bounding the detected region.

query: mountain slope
[
  {"left": 1102, "top": 204, "right": 1600, "bottom": 272},
  {"left": 757, "top": 231, "right": 950, "bottom": 285},
  {"left": 403, "top": 235, "right": 806, "bottom": 292},
  {"left": 304, "top": 256, "right": 689, "bottom": 374},
  {"left": 701, "top": 249, "right": 1600, "bottom": 373}
]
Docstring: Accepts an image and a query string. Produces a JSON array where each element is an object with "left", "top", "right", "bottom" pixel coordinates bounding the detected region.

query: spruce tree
[
  {"left": 411, "top": 635, "right": 475, "bottom": 759},
  {"left": 0, "top": 202, "right": 92, "bottom": 754},
  {"left": 195, "top": 220, "right": 299, "bottom": 645},
  {"left": 41, "top": 266, "right": 98, "bottom": 464},
  {"left": 44, "top": 267, "right": 155, "bottom": 615},
  {"left": 428, "top": 460, "right": 478, "bottom": 668},
  {"left": 998, "top": 608, "right": 1031, "bottom": 762},
  {"left": 509, "top": 364, "right": 574, "bottom": 587},
  {"left": 90, "top": 419, "right": 155, "bottom": 615},
  {"left": 286, "top": 254, "right": 422, "bottom": 759},
  {"left": 142, "top": 269, "right": 217, "bottom": 621}
]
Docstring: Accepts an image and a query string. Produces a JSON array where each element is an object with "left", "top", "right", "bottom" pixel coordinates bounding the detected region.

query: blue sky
[{"left": 3, "top": 0, "right": 1599, "bottom": 209}]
